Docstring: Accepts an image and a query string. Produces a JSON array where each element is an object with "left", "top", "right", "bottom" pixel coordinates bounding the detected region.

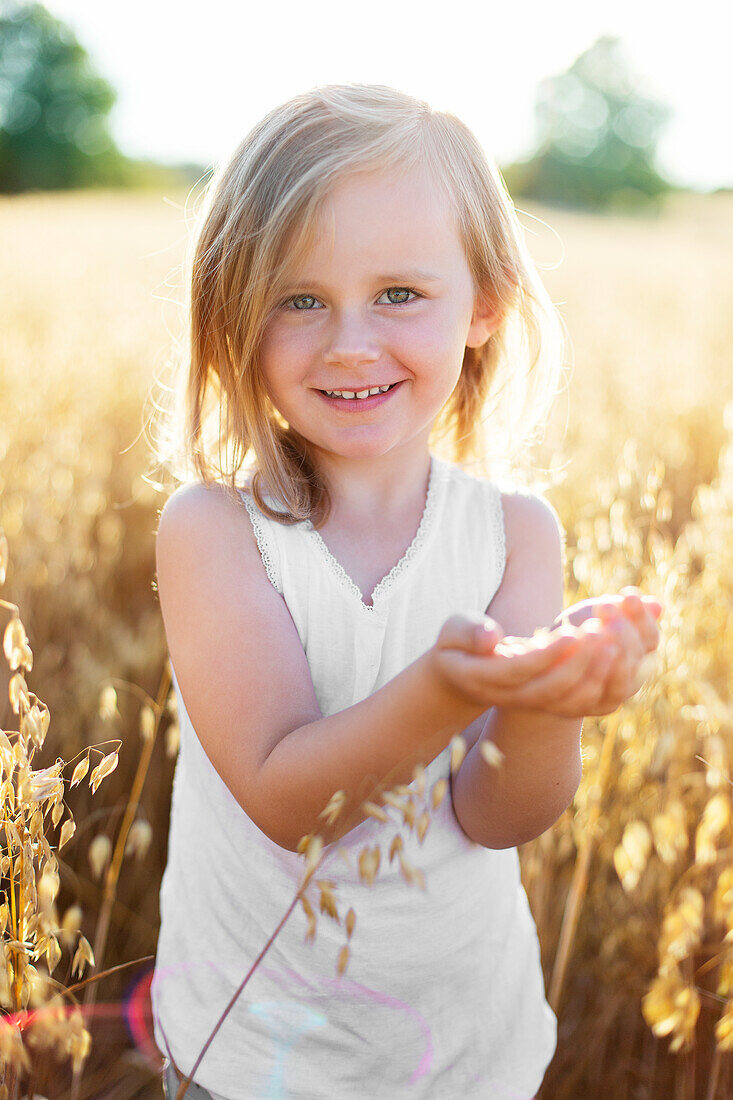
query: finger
[
  {"left": 564, "top": 591, "right": 663, "bottom": 634},
  {"left": 578, "top": 616, "right": 643, "bottom": 704},
  {"left": 573, "top": 613, "right": 648, "bottom": 698},
  {"left": 620, "top": 587, "right": 663, "bottom": 620},
  {"left": 594, "top": 600, "right": 625, "bottom": 626},
  {"left": 491, "top": 628, "right": 584, "bottom": 683},
  {"left": 556, "top": 598, "right": 600, "bottom": 629},
  {"left": 437, "top": 613, "right": 504, "bottom": 654},
  {"left": 603, "top": 614, "right": 645, "bottom": 661},
  {"left": 643, "top": 596, "right": 664, "bottom": 620},
  {"left": 560, "top": 595, "right": 634, "bottom": 630},
  {"left": 475, "top": 616, "right": 504, "bottom": 652},
  {"left": 637, "top": 649, "right": 660, "bottom": 684},
  {"left": 618, "top": 590, "right": 662, "bottom": 650},
  {"left": 549, "top": 643, "right": 635, "bottom": 717},
  {"left": 636, "top": 610, "right": 662, "bottom": 654},
  {"left": 619, "top": 589, "right": 663, "bottom": 637},
  {"left": 544, "top": 641, "right": 619, "bottom": 716},
  {"left": 639, "top": 615, "right": 660, "bottom": 654},
  {"left": 600, "top": 669, "right": 644, "bottom": 712},
  {"left": 603, "top": 643, "right": 643, "bottom": 703},
  {"left": 493, "top": 631, "right": 603, "bottom": 708},
  {"left": 619, "top": 589, "right": 644, "bottom": 618},
  {"left": 454, "top": 628, "right": 582, "bottom": 696}
]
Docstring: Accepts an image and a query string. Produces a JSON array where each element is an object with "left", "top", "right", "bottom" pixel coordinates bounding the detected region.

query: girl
[{"left": 151, "top": 84, "right": 661, "bottom": 1100}]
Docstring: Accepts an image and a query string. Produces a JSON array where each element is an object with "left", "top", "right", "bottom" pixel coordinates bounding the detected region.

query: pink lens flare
[
  {"left": 0, "top": 964, "right": 163, "bottom": 1074},
  {"left": 149, "top": 957, "right": 435, "bottom": 1090}
]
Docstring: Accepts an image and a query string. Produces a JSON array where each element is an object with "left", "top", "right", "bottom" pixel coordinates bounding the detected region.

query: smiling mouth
[{"left": 317, "top": 382, "right": 401, "bottom": 399}]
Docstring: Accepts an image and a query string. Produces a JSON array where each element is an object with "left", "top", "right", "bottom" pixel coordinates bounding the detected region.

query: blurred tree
[
  {"left": 0, "top": 1, "right": 131, "bottom": 192},
  {"left": 503, "top": 35, "right": 675, "bottom": 211}
]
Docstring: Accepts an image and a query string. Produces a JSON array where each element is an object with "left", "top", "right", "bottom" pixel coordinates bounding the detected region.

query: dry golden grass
[
  {"left": 0, "top": 187, "right": 731, "bottom": 1098},
  {"left": 0, "top": 563, "right": 170, "bottom": 1099}
]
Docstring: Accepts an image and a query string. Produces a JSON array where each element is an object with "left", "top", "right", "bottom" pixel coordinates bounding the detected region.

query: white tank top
[{"left": 152, "top": 454, "right": 557, "bottom": 1099}]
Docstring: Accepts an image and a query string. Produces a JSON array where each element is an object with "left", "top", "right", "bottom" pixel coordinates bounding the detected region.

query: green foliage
[
  {"left": 506, "top": 36, "right": 675, "bottom": 212},
  {"left": 0, "top": 1, "right": 131, "bottom": 192}
]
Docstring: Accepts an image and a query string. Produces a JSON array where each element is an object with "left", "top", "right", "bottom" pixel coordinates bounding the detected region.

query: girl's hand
[
  {"left": 554, "top": 587, "right": 662, "bottom": 655},
  {"left": 551, "top": 587, "right": 663, "bottom": 715},
  {"left": 431, "top": 613, "right": 620, "bottom": 718},
  {"left": 431, "top": 588, "right": 663, "bottom": 719}
]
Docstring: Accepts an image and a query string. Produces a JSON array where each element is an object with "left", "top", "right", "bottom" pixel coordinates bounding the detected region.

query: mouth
[{"left": 315, "top": 380, "right": 404, "bottom": 411}]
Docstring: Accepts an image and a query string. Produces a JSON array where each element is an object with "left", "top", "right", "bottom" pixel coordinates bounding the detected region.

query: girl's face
[{"left": 258, "top": 164, "right": 496, "bottom": 466}]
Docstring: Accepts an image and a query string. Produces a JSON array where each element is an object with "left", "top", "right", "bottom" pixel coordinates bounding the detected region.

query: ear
[{"left": 466, "top": 292, "right": 502, "bottom": 349}]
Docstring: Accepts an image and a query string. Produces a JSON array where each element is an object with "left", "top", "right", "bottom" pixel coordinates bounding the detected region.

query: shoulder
[
  {"left": 156, "top": 480, "right": 258, "bottom": 576},
  {"left": 498, "top": 487, "right": 565, "bottom": 566},
  {"left": 158, "top": 479, "right": 234, "bottom": 525},
  {"left": 447, "top": 466, "right": 565, "bottom": 566},
  {"left": 157, "top": 480, "right": 249, "bottom": 538},
  {"left": 484, "top": 487, "right": 565, "bottom": 633}
]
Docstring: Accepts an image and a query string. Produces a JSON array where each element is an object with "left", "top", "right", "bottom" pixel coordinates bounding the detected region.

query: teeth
[{"left": 325, "top": 384, "right": 394, "bottom": 399}]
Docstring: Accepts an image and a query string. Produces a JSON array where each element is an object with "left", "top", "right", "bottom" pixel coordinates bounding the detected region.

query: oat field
[{"left": 0, "top": 187, "right": 732, "bottom": 1099}]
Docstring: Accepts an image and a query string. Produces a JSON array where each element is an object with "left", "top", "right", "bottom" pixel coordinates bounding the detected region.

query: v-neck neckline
[{"left": 303, "top": 454, "right": 444, "bottom": 613}]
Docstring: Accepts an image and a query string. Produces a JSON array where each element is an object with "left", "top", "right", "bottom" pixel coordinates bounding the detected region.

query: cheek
[
  {"left": 390, "top": 313, "right": 468, "bottom": 374},
  {"left": 261, "top": 322, "right": 294, "bottom": 361},
  {"left": 260, "top": 322, "right": 317, "bottom": 380}
]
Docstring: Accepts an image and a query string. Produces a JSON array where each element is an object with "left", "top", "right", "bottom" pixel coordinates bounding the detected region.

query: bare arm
[
  {"left": 156, "top": 484, "right": 588, "bottom": 856},
  {"left": 260, "top": 650, "right": 487, "bottom": 849},
  {"left": 450, "top": 492, "right": 583, "bottom": 849},
  {"left": 155, "top": 483, "right": 488, "bottom": 854}
]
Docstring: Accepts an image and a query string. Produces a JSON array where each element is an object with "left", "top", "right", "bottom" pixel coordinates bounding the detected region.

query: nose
[{"left": 322, "top": 308, "right": 380, "bottom": 370}]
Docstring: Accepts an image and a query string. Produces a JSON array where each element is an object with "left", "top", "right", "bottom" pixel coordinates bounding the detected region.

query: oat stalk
[
  {"left": 165, "top": 745, "right": 453, "bottom": 1097},
  {"left": 69, "top": 662, "right": 171, "bottom": 1100},
  {"left": 549, "top": 712, "right": 619, "bottom": 1011}
]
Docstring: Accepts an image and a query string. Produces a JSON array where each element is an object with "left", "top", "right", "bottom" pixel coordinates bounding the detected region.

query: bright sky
[{"left": 43, "top": 0, "right": 731, "bottom": 191}]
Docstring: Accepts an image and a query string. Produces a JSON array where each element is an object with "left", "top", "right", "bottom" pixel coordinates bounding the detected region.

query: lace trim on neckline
[{"left": 303, "top": 454, "right": 445, "bottom": 613}]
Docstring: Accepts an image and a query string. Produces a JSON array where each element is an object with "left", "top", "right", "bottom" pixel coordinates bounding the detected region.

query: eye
[
  {"left": 377, "top": 287, "right": 420, "bottom": 305},
  {"left": 286, "top": 294, "right": 322, "bottom": 311}
]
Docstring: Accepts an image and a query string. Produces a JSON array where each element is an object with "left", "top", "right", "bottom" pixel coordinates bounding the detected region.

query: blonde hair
[{"left": 149, "top": 83, "right": 566, "bottom": 526}]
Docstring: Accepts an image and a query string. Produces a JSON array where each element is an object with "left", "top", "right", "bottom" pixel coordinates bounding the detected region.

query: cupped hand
[
  {"left": 431, "top": 587, "right": 663, "bottom": 719},
  {"left": 554, "top": 587, "right": 662, "bottom": 653},
  {"left": 431, "top": 613, "right": 615, "bottom": 717},
  {"left": 555, "top": 587, "right": 663, "bottom": 714}
]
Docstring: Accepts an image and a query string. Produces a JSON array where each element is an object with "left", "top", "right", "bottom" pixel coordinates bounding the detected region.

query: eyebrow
[
  {"left": 282, "top": 269, "right": 444, "bottom": 292},
  {"left": 373, "top": 269, "right": 444, "bottom": 284}
]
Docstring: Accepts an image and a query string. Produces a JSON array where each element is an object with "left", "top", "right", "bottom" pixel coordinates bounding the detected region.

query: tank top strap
[
  {"left": 238, "top": 490, "right": 284, "bottom": 595},
  {"left": 482, "top": 476, "right": 507, "bottom": 596}
]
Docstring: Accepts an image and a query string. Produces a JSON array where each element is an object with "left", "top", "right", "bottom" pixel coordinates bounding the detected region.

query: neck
[{"left": 311, "top": 443, "right": 434, "bottom": 528}]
